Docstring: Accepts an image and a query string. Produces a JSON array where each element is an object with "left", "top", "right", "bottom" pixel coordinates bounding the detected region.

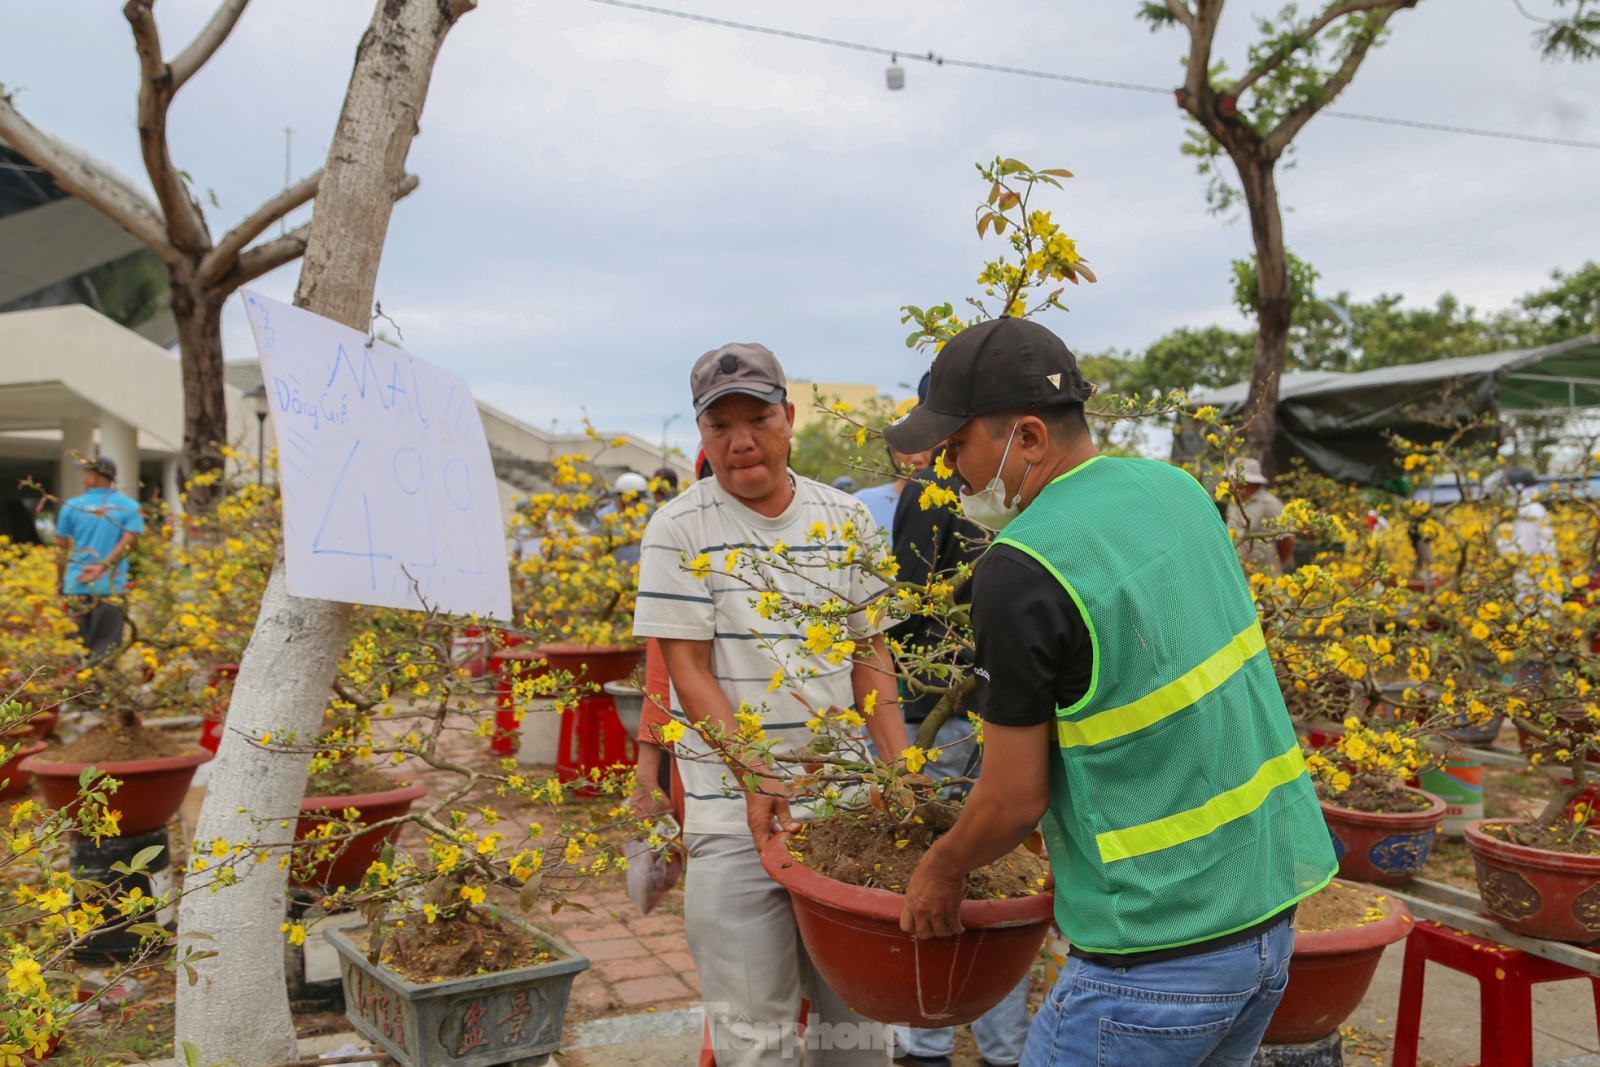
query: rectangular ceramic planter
[{"left": 325, "top": 918, "right": 589, "bottom": 1067}]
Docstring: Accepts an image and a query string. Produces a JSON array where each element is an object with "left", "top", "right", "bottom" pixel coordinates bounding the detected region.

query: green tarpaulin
[{"left": 1171, "top": 334, "right": 1600, "bottom": 486}]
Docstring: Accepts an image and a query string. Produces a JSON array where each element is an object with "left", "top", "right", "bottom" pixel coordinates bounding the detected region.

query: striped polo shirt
[{"left": 633, "top": 473, "right": 885, "bottom": 836}]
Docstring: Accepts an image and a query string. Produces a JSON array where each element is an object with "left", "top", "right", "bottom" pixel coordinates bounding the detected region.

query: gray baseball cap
[{"left": 691, "top": 343, "right": 787, "bottom": 416}]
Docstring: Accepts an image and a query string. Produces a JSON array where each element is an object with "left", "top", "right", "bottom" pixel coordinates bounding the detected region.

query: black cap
[{"left": 883, "top": 318, "right": 1093, "bottom": 454}]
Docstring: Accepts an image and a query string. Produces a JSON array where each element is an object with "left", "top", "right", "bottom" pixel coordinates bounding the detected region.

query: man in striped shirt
[{"left": 635, "top": 343, "right": 907, "bottom": 1066}]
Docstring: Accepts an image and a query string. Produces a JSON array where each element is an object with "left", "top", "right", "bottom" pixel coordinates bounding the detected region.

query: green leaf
[
  {"left": 518, "top": 872, "right": 544, "bottom": 913},
  {"left": 977, "top": 213, "right": 992, "bottom": 237},
  {"left": 1039, "top": 168, "right": 1074, "bottom": 178},
  {"left": 997, "top": 192, "right": 1019, "bottom": 211},
  {"left": 130, "top": 843, "right": 165, "bottom": 872},
  {"left": 183, "top": 1040, "right": 202, "bottom": 1067},
  {"left": 999, "top": 158, "right": 1025, "bottom": 175}
]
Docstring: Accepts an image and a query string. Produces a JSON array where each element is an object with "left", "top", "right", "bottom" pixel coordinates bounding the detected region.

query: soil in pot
[
  {"left": 367, "top": 908, "right": 557, "bottom": 984},
  {"left": 306, "top": 760, "right": 402, "bottom": 798},
  {"left": 1318, "top": 782, "right": 1433, "bottom": 815},
  {"left": 1295, "top": 880, "right": 1392, "bottom": 932},
  {"left": 790, "top": 810, "right": 1049, "bottom": 898},
  {"left": 42, "top": 721, "right": 194, "bottom": 763},
  {"left": 1479, "top": 819, "right": 1600, "bottom": 856}
]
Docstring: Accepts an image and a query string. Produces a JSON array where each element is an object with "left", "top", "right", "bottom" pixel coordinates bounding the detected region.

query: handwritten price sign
[{"left": 241, "top": 290, "right": 512, "bottom": 620}]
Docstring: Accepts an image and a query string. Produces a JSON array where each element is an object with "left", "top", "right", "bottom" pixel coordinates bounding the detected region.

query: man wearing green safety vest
[{"left": 885, "top": 318, "right": 1336, "bottom": 1067}]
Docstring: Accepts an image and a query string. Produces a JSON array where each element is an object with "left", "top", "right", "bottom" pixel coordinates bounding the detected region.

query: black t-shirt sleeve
[{"left": 971, "top": 544, "right": 1094, "bottom": 727}]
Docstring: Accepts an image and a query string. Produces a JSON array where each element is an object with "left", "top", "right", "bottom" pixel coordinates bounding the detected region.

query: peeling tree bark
[{"left": 173, "top": 1, "right": 475, "bottom": 1062}]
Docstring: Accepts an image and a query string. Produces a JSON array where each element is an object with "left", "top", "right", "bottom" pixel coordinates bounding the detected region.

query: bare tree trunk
[
  {"left": 169, "top": 276, "right": 230, "bottom": 497},
  {"left": 1239, "top": 157, "right": 1291, "bottom": 476},
  {"left": 174, "top": 1, "right": 475, "bottom": 1061}
]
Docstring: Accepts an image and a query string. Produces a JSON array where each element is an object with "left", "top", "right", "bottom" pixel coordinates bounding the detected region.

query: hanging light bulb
[{"left": 886, "top": 54, "right": 905, "bottom": 91}]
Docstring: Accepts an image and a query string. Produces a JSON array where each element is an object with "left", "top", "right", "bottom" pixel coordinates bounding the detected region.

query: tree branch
[
  {"left": 124, "top": 0, "right": 210, "bottom": 251},
  {"left": 229, "top": 223, "right": 310, "bottom": 285},
  {"left": 1163, "top": 0, "right": 1196, "bottom": 30},
  {"left": 169, "top": 0, "right": 252, "bottom": 92},
  {"left": 1264, "top": 6, "right": 1407, "bottom": 156},
  {"left": 198, "top": 167, "right": 322, "bottom": 287},
  {"left": 0, "top": 90, "right": 174, "bottom": 256},
  {"left": 1225, "top": 0, "right": 1411, "bottom": 100},
  {"left": 1180, "top": 0, "right": 1224, "bottom": 101},
  {"left": 222, "top": 173, "right": 418, "bottom": 288}
]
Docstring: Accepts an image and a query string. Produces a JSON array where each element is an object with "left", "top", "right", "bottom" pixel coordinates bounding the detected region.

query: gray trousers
[{"left": 685, "top": 833, "right": 892, "bottom": 1067}]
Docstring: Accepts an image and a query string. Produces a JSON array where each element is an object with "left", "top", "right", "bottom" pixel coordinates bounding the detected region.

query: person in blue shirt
[{"left": 56, "top": 456, "right": 144, "bottom": 661}]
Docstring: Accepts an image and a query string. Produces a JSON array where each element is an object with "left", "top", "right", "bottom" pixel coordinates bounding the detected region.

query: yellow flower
[
  {"left": 804, "top": 624, "right": 834, "bottom": 656},
  {"left": 920, "top": 484, "right": 958, "bottom": 510},
  {"left": 36, "top": 887, "right": 70, "bottom": 914},
  {"left": 902, "top": 746, "right": 929, "bottom": 774},
  {"left": 5, "top": 955, "right": 45, "bottom": 998},
  {"left": 933, "top": 451, "right": 954, "bottom": 479},
  {"left": 861, "top": 691, "right": 878, "bottom": 718},
  {"left": 279, "top": 922, "right": 306, "bottom": 946},
  {"left": 686, "top": 552, "right": 712, "bottom": 579},
  {"left": 658, "top": 721, "right": 686, "bottom": 745},
  {"left": 768, "top": 670, "right": 785, "bottom": 693},
  {"left": 460, "top": 885, "right": 487, "bottom": 906}
]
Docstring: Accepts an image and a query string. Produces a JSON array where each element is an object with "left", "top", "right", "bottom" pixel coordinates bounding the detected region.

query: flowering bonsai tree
[{"left": 509, "top": 426, "right": 655, "bottom": 650}]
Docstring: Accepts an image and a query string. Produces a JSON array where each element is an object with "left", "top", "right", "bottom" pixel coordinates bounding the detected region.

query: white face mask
[{"left": 960, "top": 421, "right": 1033, "bottom": 532}]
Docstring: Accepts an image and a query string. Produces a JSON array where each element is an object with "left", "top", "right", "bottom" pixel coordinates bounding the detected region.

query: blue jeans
[{"left": 1021, "top": 917, "right": 1294, "bottom": 1067}]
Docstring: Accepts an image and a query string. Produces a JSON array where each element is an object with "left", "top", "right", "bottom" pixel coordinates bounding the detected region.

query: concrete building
[
  {"left": 788, "top": 380, "right": 891, "bottom": 432},
  {"left": 0, "top": 303, "right": 246, "bottom": 542}
]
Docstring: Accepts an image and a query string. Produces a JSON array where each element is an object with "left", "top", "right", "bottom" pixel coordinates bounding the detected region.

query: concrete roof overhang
[{"left": 0, "top": 303, "right": 200, "bottom": 454}]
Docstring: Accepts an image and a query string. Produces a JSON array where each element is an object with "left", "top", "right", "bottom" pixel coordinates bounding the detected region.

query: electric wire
[{"left": 580, "top": 0, "right": 1600, "bottom": 151}]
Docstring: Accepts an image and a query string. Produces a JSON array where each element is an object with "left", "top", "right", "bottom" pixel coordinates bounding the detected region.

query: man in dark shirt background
[{"left": 888, "top": 383, "right": 1042, "bottom": 1067}]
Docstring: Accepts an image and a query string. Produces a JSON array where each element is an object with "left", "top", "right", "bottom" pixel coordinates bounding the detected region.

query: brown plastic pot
[
  {"left": 760, "top": 831, "right": 1053, "bottom": 1027},
  {"left": 21, "top": 750, "right": 212, "bottom": 835},
  {"left": 295, "top": 782, "right": 427, "bottom": 888},
  {"left": 1262, "top": 879, "right": 1414, "bottom": 1045},
  {"left": 1, "top": 740, "right": 48, "bottom": 800},
  {"left": 1320, "top": 788, "right": 1447, "bottom": 887},
  {"left": 1465, "top": 818, "right": 1600, "bottom": 943}
]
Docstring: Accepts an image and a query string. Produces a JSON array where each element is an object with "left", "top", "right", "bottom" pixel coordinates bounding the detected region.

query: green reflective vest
[{"left": 994, "top": 456, "right": 1335, "bottom": 954}]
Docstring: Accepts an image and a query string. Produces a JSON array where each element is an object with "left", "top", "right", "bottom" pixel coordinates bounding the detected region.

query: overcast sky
[{"left": 5, "top": 0, "right": 1597, "bottom": 453}]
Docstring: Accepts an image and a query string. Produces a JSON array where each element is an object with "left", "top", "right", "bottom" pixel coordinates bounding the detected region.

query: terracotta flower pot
[
  {"left": 21, "top": 750, "right": 212, "bottom": 835},
  {"left": 1, "top": 740, "right": 48, "bottom": 800},
  {"left": 1465, "top": 818, "right": 1600, "bottom": 943},
  {"left": 295, "top": 782, "right": 428, "bottom": 888},
  {"left": 1320, "top": 787, "right": 1447, "bottom": 887},
  {"left": 1261, "top": 879, "right": 1414, "bottom": 1045},
  {"left": 12, "top": 708, "right": 59, "bottom": 742},
  {"left": 533, "top": 644, "right": 644, "bottom": 688},
  {"left": 760, "top": 831, "right": 1053, "bottom": 1027}
]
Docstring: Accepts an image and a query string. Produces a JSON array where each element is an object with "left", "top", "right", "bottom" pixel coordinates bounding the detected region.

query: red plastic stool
[
  {"left": 556, "top": 693, "right": 636, "bottom": 787},
  {"left": 1393, "top": 920, "right": 1600, "bottom": 1067}
]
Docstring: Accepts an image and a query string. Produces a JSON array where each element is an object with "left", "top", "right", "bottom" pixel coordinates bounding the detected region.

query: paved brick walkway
[{"left": 542, "top": 889, "right": 700, "bottom": 1019}]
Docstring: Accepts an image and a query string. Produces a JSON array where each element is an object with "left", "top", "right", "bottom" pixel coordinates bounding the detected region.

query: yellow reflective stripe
[
  {"left": 1056, "top": 623, "right": 1266, "bottom": 750},
  {"left": 1096, "top": 744, "right": 1309, "bottom": 864}
]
